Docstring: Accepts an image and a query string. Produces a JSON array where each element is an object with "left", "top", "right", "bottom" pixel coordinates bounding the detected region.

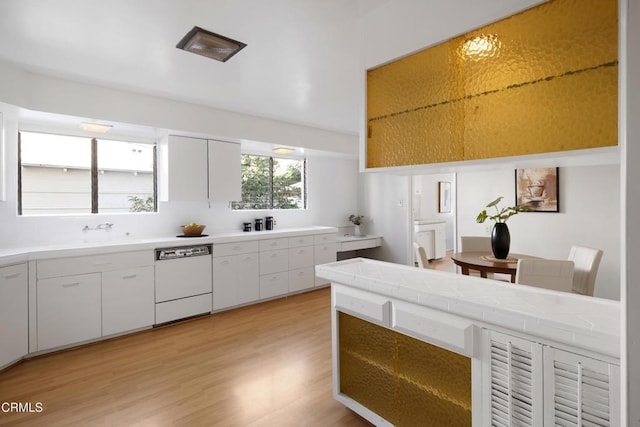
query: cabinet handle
[
  {"left": 122, "top": 274, "right": 137, "bottom": 279},
  {"left": 298, "top": 250, "right": 304, "bottom": 254},
  {"left": 61, "top": 282, "right": 80, "bottom": 288},
  {"left": 270, "top": 242, "right": 277, "bottom": 247},
  {"left": 298, "top": 271, "right": 305, "bottom": 276},
  {"left": 243, "top": 257, "right": 253, "bottom": 262},
  {"left": 270, "top": 253, "right": 278, "bottom": 258},
  {"left": 233, "top": 246, "right": 241, "bottom": 250},
  {"left": 2, "top": 272, "right": 20, "bottom": 279},
  {"left": 221, "top": 260, "right": 230, "bottom": 265},
  {"left": 92, "top": 261, "right": 113, "bottom": 266}
]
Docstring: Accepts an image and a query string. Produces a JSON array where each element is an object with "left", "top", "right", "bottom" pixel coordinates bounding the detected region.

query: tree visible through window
[{"left": 232, "top": 154, "right": 305, "bottom": 210}]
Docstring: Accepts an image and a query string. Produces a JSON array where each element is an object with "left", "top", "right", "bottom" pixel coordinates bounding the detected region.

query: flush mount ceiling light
[
  {"left": 81, "top": 122, "right": 112, "bottom": 133},
  {"left": 272, "top": 147, "right": 294, "bottom": 155},
  {"left": 176, "top": 26, "right": 247, "bottom": 62}
]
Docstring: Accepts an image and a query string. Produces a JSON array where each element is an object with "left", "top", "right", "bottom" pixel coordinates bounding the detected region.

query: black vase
[{"left": 491, "top": 223, "right": 511, "bottom": 259}]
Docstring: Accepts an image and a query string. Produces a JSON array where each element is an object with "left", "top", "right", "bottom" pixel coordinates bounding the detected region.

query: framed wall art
[
  {"left": 438, "top": 181, "right": 451, "bottom": 213},
  {"left": 515, "top": 167, "right": 559, "bottom": 212}
]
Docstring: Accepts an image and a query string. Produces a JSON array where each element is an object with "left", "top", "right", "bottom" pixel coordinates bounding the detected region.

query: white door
[
  {"left": 102, "top": 266, "right": 155, "bottom": 336},
  {"left": 0, "top": 263, "right": 28, "bottom": 367}
]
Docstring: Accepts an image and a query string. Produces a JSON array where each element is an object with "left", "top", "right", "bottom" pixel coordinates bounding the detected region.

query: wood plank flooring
[{"left": 0, "top": 288, "right": 371, "bottom": 427}]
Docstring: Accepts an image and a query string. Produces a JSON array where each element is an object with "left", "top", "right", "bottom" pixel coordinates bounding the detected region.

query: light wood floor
[{"left": 0, "top": 288, "right": 371, "bottom": 427}]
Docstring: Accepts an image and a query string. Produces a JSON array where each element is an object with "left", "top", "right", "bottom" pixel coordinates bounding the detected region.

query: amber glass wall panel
[
  {"left": 366, "top": 0, "right": 618, "bottom": 168},
  {"left": 338, "top": 312, "right": 472, "bottom": 426}
]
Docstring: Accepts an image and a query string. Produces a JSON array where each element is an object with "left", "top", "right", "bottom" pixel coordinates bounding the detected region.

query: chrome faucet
[{"left": 83, "top": 223, "right": 114, "bottom": 232}]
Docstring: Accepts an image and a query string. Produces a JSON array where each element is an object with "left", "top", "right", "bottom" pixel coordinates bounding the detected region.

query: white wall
[
  {"left": 0, "top": 112, "right": 359, "bottom": 248},
  {"left": 358, "top": 173, "right": 412, "bottom": 265},
  {"left": 456, "top": 165, "right": 620, "bottom": 300},
  {"left": 412, "top": 173, "right": 456, "bottom": 251}
]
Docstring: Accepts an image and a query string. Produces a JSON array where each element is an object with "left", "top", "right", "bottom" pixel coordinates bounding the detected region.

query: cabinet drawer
[
  {"left": 37, "top": 250, "right": 153, "bottom": 278},
  {"left": 314, "top": 233, "right": 336, "bottom": 245},
  {"left": 259, "top": 249, "right": 289, "bottom": 275},
  {"left": 37, "top": 273, "right": 102, "bottom": 351},
  {"left": 289, "top": 267, "right": 314, "bottom": 292},
  {"left": 392, "top": 300, "right": 476, "bottom": 357},
  {"left": 334, "top": 285, "right": 390, "bottom": 326},
  {"left": 289, "top": 246, "right": 314, "bottom": 269},
  {"left": 289, "top": 235, "right": 315, "bottom": 248},
  {"left": 259, "top": 238, "right": 290, "bottom": 251},
  {"left": 213, "top": 241, "right": 259, "bottom": 257},
  {"left": 314, "top": 243, "right": 338, "bottom": 265},
  {"left": 260, "top": 272, "right": 289, "bottom": 299},
  {"left": 155, "top": 293, "right": 212, "bottom": 324}
]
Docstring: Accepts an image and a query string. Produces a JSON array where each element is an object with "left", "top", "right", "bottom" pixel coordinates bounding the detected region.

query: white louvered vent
[
  {"left": 552, "top": 360, "right": 612, "bottom": 426},
  {"left": 489, "top": 339, "right": 536, "bottom": 426}
]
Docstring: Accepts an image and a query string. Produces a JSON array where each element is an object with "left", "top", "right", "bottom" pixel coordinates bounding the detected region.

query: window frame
[
  {"left": 17, "top": 130, "right": 158, "bottom": 216},
  {"left": 232, "top": 153, "right": 307, "bottom": 211}
]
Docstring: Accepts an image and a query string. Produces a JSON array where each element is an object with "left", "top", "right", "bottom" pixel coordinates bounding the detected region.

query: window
[
  {"left": 232, "top": 154, "right": 306, "bottom": 210},
  {"left": 18, "top": 131, "right": 156, "bottom": 215}
]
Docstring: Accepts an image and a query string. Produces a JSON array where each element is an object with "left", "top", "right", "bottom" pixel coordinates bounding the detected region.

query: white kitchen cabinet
[
  {"left": 543, "top": 346, "right": 619, "bottom": 426},
  {"left": 0, "top": 263, "right": 28, "bottom": 368},
  {"left": 212, "top": 252, "right": 259, "bottom": 310},
  {"left": 260, "top": 271, "right": 289, "bottom": 299},
  {"left": 208, "top": 139, "right": 241, "bottom": 202},
  {"left": 260, "top": 248, "right": 289, "bottom": 276},
  {"left": 167, "top": 135, "right": 208, "bottom": 201},
  {"left": 482, "top": 329, "right": 619, "bottom": 427},
  {"left": 314, "top": 234, "right": 337, "bottom": 286},
  {"left": 289, "top": 267, "right": 314, "bottom": 292},
  {"left": 102, "top": 265, "right": 155, "bottom": 336},
  {"left": 482, "top": 329, "right": 544, "bottom": 426},
  {"left": 37, "top": 273, "right": 102, "bottom": 351}
]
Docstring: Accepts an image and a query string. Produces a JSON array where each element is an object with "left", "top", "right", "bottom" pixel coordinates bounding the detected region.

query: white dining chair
[
  {"left": 515, "top": 259, "right": 575, "bottom": 293},
  {"left": 460, "top": 236, "right": 492, "bottom": 252},
  {"left": 413, "top": 242, "right": 429, "bottom": 268},
  {"left": 568, "top": 245, "right": 603, "bottom": 296}
]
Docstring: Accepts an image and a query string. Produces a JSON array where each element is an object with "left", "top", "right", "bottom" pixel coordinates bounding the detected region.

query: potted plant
[
  {"left": 349, "top": 214, "right": 365, "bottom": 236},
  {"left": 476, "top": 196, "right": 529, "bottom": 259}
]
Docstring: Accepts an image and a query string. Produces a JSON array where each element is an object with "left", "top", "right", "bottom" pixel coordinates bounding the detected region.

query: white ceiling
[{"left": 0, "top": 0, "right": 389, "bottom": 136}]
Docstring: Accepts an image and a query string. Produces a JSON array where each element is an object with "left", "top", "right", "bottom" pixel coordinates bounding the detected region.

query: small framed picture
[
  {"left": 515, "top": 167, "right": 559, "bottom": 212},
  {"left": 438, "top": 181, "right": 451, "bottom": 213}
]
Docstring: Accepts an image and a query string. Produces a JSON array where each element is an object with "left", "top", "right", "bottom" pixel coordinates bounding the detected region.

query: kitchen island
[{"left": 316, "top": 258, "right": 620, "bottom": 426}]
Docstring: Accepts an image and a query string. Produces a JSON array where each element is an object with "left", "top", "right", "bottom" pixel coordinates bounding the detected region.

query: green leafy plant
[
  {"left": 476, "top": 196, "right": 529, "bottom": 224},
  {"left": 128, "top": 195, "right": 154, "bottom": 212},
  {"left": 348, "top": 214, "right": 364, "bottom": 225}
]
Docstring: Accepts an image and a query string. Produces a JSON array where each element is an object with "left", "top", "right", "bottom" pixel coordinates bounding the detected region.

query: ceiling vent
[{"left": 176, "top": 26, "right": 247, "bottom": 62}]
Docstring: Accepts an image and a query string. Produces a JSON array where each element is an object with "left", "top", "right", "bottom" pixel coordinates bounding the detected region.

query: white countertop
[
  {"left": 316, "top": 258, "right": 620, "bottom": 358},
  {"left": 0, "top": 226, "right": 338, "bottom": 265}
]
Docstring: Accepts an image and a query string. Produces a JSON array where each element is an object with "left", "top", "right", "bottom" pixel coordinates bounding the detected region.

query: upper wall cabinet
[
  {"left": 168, "top": 135, "right": 209, "bottom": 201},
  {"left": 167, "top": 135, "right": 241, "bottom": 202},
  {"left": 366, "top": 0, "right": 618, "bottom": 169},
  {"left": 208, "top": 139, "right": 241, "bottom": 202}
]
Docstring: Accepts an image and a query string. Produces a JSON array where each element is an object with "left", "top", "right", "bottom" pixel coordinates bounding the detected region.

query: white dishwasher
[{"left": 154, "top": 244, "right": 213, "bottom": 324}]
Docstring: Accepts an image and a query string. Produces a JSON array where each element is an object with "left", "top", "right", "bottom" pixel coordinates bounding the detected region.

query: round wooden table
[{"left": 450, "top": 252, "right": 539, "bottom": 283}]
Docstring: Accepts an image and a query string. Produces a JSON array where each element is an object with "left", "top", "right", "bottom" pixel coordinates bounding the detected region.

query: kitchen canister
[
  {"left": 254, "top": 218, "right": 263, "bottom": 231},
  {"left": 265, "top": 216, "right": 275, "bottom": 230},
  {"left": 243, "top": 222, "right": 252, "bottom": 232}
]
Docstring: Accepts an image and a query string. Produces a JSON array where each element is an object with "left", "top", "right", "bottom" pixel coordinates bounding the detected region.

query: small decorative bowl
[{"left": 180, "top": 224, "right": 206, "bottom": 236}]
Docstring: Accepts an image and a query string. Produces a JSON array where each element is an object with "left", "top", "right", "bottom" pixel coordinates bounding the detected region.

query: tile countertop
[
  {"left": 316, "top": 258, "right": 620, "bottom": 359},
  {"left": 0, "top": 226, "right": 338, "bottom": 264}
]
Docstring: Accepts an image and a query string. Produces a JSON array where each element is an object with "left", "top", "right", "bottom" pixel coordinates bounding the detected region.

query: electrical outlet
[{"left": 398, "top": 199, "right": 405, "bottom": 207}]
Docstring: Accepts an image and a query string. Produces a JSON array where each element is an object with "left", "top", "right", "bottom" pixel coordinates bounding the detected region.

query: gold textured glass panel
[
  {"left": 338, "top": 312, "right": 471, "bottom": 426},
  {"left": 366, "top": 0, "right": 618, "bottom": 168}
]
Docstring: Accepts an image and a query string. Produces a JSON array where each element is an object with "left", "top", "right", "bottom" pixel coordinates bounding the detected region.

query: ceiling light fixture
[
  {"left": 81, "top": 122, "right": 112, "bottom": 133},
  {"left": 176, "top": 26, "right": 247, "bottom": 62},
  {"left": 272, "top": 147, "right": 294, "bottom": 155}
]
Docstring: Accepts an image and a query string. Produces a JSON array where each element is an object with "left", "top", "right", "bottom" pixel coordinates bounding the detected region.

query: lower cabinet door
[
  {"left": 37, "top": 273, "right": 102, "bottom": 351},
  {"left": 0, "top": 263, "right": 28, "bottom": 368},
  {"left": 260, "top": 272, "right": 288, "bottom": 299},
  {"left": 236, "top": 253, "right": 259, "bottom": 305},
  {"left": 102, "top": 266, "right": 155, "bottom": 336},
  {"left": 289, "top": 267, "right": 314, "bottom": 292}
]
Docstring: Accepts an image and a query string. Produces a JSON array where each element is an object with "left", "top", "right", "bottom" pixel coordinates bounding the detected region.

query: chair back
[
  {"left": 413, "top": 242, "right": 429, "bottom": 268},
  {"left": 515, "top": 259, "right": 575, "bottom": 293},
  {"left": 460, "top": 236, "right": 491, "bottom": 252},
  {"left": 568, "top": 245, "right": 603, "bottom": 296}
]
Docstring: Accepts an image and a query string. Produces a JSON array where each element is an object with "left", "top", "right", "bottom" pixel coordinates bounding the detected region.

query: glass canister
[{"left": 254, "top": 218, "right": 263, "bottom": 231}]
